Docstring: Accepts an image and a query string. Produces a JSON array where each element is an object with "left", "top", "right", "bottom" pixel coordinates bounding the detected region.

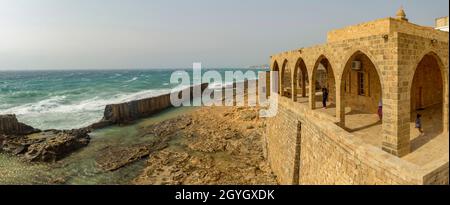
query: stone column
[
  {"left": 336, "top": 80, "right": 345, "bottom": 127},
  {"left": 292, "top": 71, "right": 298, "bottom": 102},
  {"left": 301, "top": 71, "right": 307, "bottom": 97},
  {"left": 443, "top": 71, "right": 449, "bottom": 133},
  {"left": 309, "top": 74, "right": 316, "bottom": 109},
  {"left": 381, "top": 61, "right": 411, "bottom": 157}
]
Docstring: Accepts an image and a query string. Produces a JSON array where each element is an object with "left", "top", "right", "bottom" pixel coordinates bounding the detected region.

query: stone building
[{"left": 266, "top": 8, "right": 449, "bottom": 185}]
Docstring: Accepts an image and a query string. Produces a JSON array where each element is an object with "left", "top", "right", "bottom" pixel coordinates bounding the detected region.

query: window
[
  {"left": 345, "top": 72, "right": 351, "bottom": 93},
  {"left": 358, "top": 71, "right": 365, "bottom": 96}
]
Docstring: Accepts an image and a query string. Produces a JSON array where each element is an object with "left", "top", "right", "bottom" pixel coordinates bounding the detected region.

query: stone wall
[
  {"left": 100, "top": 83, "right": 209, "bottom": 125},
  {"left": 270, "top": 18, "right": 449, "bottom": 157},
  {"left": 266, "top": 101, "right": 301, "bottom": 184},
  {"left": 265, "top": 97, "right": 448, "bottom": 185}
]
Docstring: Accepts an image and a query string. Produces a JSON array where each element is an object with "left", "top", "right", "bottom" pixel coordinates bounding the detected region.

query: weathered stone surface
[
  {"left": 144, "top": 116, "right": 192, "bottom": 138},
  {"left": 1, "top": 129, "right": 90, "bottom": 162},
  {"left": 95, "top": 143, "right": 166, "bottom": 172},
  {"left": 95, "top": 116, "right": 192, "bottom": 172},
  {"left": 0, "top": 115, "right": 40, "bottom": 135},
  {"left": 133, "top": 105, "right": 277, "bottom": 185},
  {"left": 268, "top": 12, "right": 449, "bottom": 185}
]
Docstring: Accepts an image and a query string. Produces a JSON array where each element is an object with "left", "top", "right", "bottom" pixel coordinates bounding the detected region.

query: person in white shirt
[{"left": 377, "top": 100, "right": 383, "bottom": 120}]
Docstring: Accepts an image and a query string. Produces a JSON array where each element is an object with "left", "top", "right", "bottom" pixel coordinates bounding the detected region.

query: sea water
[
  {"left": 0, "top": 68, "right": 263, "bottom": 130},
  {"left": 0, "top": 68, "right": 265, "bottom": 184}
]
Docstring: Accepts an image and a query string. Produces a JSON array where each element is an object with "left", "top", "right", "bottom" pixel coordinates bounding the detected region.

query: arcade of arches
[{"left": 270, "top": 51, "right": 447, "bottom": 161}]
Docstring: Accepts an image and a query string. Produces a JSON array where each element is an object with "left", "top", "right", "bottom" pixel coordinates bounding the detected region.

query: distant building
[{"left": 436, "top": 16, "right": 449, "bottom": 32}]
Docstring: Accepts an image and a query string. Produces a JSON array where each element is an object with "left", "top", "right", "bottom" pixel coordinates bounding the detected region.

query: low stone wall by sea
[{"left": 91, "top": 83, "right": 209, "bottom": 127}]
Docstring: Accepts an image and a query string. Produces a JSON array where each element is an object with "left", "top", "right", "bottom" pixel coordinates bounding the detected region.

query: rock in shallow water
[
  {"left": 95, "top": 143, "right": 168, "bottom": 172},
  {"left": 95, "top": 116, "right": 193, "bottom": 172},
  {"left": 1, "top": 129, "right": 91, "bottom": 163}
]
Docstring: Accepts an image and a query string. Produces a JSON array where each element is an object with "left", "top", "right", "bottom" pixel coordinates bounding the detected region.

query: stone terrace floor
[
  {"left": 343, "top": 104, "right": 447, "bottom": 167},
  {"left": 293, "top": 94, "right": 448, "bottom": 167}
]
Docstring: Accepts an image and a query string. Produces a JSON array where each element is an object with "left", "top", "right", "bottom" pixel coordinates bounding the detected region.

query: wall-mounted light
[
  {"left": 431, "top": 39, "right": 438, "bottom": 45},
  {"left": 382, "top": 34, "right": 389, "bottom": 41}
]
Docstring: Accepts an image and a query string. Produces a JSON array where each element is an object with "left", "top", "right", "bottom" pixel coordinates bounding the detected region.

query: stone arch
[
  {"left": 292, "top": 57, "right": 309, "bottom": 102},
  {"left": 339, "top": 50, "right": 383, "bottom": 129},
  {"left": 310, "top": 55, "right": 337, "bottom": 111},
  {"left": 408, "top": 51, "right": 447, "bottom": 150},
  {"left": 407, "top": 50, "right": 448, "bottom": 94},
  {"left": 339, "top": 48, "right": 385, "bottom": 91},
  {"left": 271, "top": 60, "right": 280, "bottom": 94},
  {"left": 280, "top": 59, "right": 292, "bottom": 98}
]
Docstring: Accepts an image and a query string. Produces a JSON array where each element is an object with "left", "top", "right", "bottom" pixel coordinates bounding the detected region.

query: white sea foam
[
  {"left": 125, "top": 77, "right": 138, "bottom": 83},
  {"left": 0, "top": 89, "right": 172, "bottom": 117}
]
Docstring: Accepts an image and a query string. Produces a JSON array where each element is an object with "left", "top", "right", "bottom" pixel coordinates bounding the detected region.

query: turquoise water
[
  {"left": 0, "top": 69, "right": 263, "bottom": 130},
  {"left": 0, "top": 106, "right": 197, "bottom": 185}
]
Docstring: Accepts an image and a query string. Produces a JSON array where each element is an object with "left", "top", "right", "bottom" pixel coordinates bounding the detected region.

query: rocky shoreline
[
  {"left": 0, "top": 115, "right": 91, "bottom": 163},
  {"left": 1, "top": 80, "right": 278, "bottom": 184},
  {"left": 132, "top": 105, "right": 277, "bottom": 185}
]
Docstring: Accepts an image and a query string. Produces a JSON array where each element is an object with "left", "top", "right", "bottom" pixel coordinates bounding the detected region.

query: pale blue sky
[{"left": 0, "top": 0, "right": 448, "bottom": 70}]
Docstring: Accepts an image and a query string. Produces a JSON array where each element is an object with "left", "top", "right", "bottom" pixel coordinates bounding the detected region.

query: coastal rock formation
[
  {"left": 0, "top": 126, "right": 91, "bottom": 162},
  {"left": 95, "top": 116, "right": 192, "bottom": 171},
  {"left": 133, "top": 105, "right": 278, "bottom": 185},
  {"left": 23, "top": 129, "right": 90, "bottom": 162},
  {"left": 0, "top": 115, "right": 40, "bottom": 136}
]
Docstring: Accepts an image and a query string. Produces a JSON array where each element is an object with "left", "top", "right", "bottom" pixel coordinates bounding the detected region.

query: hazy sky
[{"left": 0, "top": 0, "right": 448, "bottom": 70}]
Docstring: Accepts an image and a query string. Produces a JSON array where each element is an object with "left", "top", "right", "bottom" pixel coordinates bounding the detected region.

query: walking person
[
  {"left": 415, "top": 114, "right": 423, "bottom": 133},
  {"left": 377, "top": 99, "right": 383, "bottom": 120},
  {"left": 322, "top": 87, "right": 329, "bottom": 109}
]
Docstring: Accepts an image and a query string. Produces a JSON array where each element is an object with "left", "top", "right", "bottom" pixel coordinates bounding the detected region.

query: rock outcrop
[
  {"left": 0, "top": 115, "right": 40, "bottom": 135},
  {"left": 133, "top": 105, "right": 278, "bottom": 185},
  {"left": 0, "top": 115, "right": 91, "bottom": 162},
  {"left": 94, "top": 116, "right": 192, "bottom": 171}
]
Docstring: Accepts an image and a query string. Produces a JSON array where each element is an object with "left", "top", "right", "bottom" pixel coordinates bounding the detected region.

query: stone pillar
[
  {"left": 309, "top": 74, "right": 316, "bottom": 109},
  {"left": 292, "top": 72, "right": 298, "bottom": 102},
  {"left": 301, "top": 71, "right": 307, "bottom": 97},
  {"left": 381, "top": 64, "right": 411, "bottom": 157},
  {"left": 279, "top": 71, "right": 284, "bottom": 96},
  {"left": 336, "top": 80, "right": 345, "bottom": 127},
  {"left": 443, "top": 73, "right": 449, "bottom": 133}
]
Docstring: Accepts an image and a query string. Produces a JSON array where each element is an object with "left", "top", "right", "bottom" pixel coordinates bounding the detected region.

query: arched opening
[
  {"left": 272, "top": 61, "right": 280, "bottom": 95},
  {"left": 293, "top": 58, "right": 309, "bottom": 103},
  {"left": 340, "top": 51, "right": 382, "bottom": 146},
  {"left": 281, "top": 60, "right": 292, "bottom": 98},
  {"left": 311, "top": 56, "right": 336, "bottom": 116},
  {"left": 409, "top": 53, "right": 444, "bottom": 152}
]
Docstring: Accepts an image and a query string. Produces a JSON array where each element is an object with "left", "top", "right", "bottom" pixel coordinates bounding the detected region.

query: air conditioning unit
[{"left": 352, "top": 61, "right": 362, "bottom": 71}]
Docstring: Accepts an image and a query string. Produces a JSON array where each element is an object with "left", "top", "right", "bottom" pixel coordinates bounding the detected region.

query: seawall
[{"left": 90, "top": 83, "right": 209, "bottom": 128}]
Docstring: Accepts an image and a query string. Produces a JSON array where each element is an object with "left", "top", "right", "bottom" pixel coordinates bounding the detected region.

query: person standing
[
  {"left": 322, "top": 87, "right": 329, "bottom": 109},
  {"left": 415, "top": 114, "right": 423, "bottom": 133},
  {"left": 378, "top": 99, "right": 383, "bottom": 120}
]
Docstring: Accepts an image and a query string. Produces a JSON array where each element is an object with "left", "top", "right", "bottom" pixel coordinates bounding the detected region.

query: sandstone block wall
[
  {"left": 266, "top": 98, "right": 448, "bottom": 185},
  {"left": 270, "top": 17, "right": 449, "bottom": 157},
  {"left": 266, "top": 102, "right": 301, "bottom": 184}
]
